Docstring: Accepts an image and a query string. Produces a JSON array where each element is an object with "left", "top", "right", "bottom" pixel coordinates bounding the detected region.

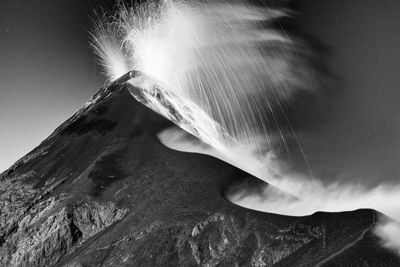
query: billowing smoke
[
  {"left": 159, "top": 126, "right": 400, "bottom": 256},
  {"left": 375, "top": 220, "right": 400, "bottom": 255},
  {"left": 90, "top": 0, "right": 400, "bottom": 256},
  {"left": 91, "top": 0, "right": 316, "bottom": 157}
]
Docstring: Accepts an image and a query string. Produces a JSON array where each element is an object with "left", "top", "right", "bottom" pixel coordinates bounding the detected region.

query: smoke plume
[
  {"left": 90, "top": 0, "right": 400, "bottom": 256},
  {"left": 159, "top": 126, "right": 400, "bottom": 256}
]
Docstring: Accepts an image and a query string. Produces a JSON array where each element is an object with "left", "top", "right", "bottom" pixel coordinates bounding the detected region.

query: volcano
[{"left": 0, "top": 82, "right": 399, "bottom": 266}]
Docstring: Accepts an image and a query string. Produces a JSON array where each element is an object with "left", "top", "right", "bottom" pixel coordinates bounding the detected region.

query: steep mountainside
[{"left": 0, "top": 83, "right": 399, "bottom": 266}]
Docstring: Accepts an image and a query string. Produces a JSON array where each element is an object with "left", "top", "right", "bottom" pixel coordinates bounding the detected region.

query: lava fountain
[{"left": 90, "top": 0, "right": 317, "bottom": 188}]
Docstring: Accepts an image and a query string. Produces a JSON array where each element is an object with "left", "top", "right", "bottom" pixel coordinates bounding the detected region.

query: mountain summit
[{"left": 0, "top": 83, "right": 399, "bottom": 266}]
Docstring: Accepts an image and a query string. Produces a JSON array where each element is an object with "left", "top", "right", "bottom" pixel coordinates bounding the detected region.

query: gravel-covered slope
[{"left": 0, "top": 83, "right": 399, "bottom": 266}]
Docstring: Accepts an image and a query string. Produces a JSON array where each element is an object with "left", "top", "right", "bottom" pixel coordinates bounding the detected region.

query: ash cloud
[
  {"left": 375, "top": 220, "right": 400, "bottom": 255},
  {"left": 158, "top": 126, "right": 400, "bottom": 256}
]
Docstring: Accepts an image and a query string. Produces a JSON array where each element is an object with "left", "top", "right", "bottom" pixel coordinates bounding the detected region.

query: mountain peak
[{"left": 0, "top": 82, "right": 398, "bottom": 266}]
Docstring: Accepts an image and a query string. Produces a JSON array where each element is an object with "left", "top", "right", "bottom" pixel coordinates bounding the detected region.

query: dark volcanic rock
[{"left": 0, "top": 83, "right": 399, "bottom": 266}]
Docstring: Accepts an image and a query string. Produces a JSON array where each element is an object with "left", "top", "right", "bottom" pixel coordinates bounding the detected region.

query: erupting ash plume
[
  {"left": 91, "top": 0, "right": 400, "bottom": 255},
  {"left": 90, "top": 0, "right": 316, "bottom": 164}
]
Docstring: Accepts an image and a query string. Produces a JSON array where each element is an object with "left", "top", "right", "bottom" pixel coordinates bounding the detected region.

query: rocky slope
[{"left": 0, "top": 82, "right": 399, "bottom": 266}]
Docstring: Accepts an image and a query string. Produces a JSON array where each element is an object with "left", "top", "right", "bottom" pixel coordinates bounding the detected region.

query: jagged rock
[
  {"left": 73, "top": 201, "right": 128, "bottom": 240},
  {"left": 0, "top": 171, "right": 37, "bottom": 245},
  {"left": 0, "top": 197, "right": 79, "bottom": 267},
  {"left": 0, "top": 194, "right": 127, "bottom": 266}
]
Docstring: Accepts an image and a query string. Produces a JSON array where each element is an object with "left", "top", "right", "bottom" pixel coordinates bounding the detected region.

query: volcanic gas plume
[{"left": 91, "top": 0, "right": 400, "bottom": 255}]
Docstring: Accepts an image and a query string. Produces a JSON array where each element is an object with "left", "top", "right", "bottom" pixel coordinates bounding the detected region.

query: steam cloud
[
  {"left": 91, "top": 0, "right": 317, "bottom": 157},
  {"left": 159, "top": 126, "right": 400, "bottom": 256},
  {"left": 91, "top": 0, "right": 400, "bottom": 256},
  {"left": 375, "top": 220, "right": 400, "bottom": 255}
]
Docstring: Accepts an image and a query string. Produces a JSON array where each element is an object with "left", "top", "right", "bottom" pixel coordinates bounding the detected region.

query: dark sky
[
  {"left": 0, "top": 0, "right": 105, "bottom": 171},
  {"left": 1, "top": 0, "right": 400, "bottom": 186},
  {"left": 291, "top": 0, "right": 400, "bottom": 185}
]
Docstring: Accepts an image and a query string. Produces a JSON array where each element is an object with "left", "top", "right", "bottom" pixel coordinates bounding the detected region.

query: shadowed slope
[{"left": 0, "top": 84, "right": 398, "bottom": 266}]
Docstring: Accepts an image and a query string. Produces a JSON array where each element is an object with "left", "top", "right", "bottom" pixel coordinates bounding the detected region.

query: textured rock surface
[{"left": 0, "top": 83, "right": 399, "bottom": 266}]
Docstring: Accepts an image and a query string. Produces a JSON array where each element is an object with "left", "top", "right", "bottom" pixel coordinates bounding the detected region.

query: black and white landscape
[
  {"left": 0, "top": 82, "right": 399, "bottom": 266},
  {"left": 1, "top": 0, "right": 400, "bottom": 266}
]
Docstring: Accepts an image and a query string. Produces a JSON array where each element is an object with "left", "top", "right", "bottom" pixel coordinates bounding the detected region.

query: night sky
[{"left": 1, "top": 0, "right": 400, "bottom": 187}]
